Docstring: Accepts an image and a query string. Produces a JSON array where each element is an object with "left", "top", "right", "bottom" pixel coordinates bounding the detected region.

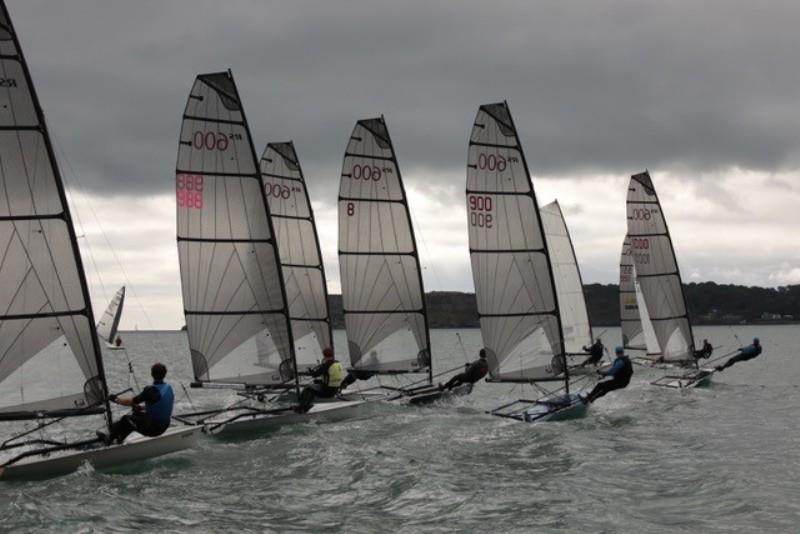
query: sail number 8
[
  {"left": 469, "top": 195, "right": 493, "bottom": 228},
  {"left": 176, "top": 174, "right": 204, "bottom": 209}
]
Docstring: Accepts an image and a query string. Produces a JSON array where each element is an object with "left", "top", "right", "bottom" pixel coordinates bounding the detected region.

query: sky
[{"left": 8, "top": 1, "right": 800, "bottom": 329}]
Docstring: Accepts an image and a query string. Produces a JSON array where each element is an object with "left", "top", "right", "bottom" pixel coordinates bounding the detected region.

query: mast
[
  {"left": 466, "top": 101, "right": 567, "bottom": 391},
  {"left": 338, "top": 116, "right": 431, "bottom": 378},
  {"left": 626, "top": 170, "right": 695, "bottom": 366},
  {"left": 0, "top": 0, "right": 110, "bottom": 426},
  {"left": 260, "top": 141, "right": 333, "bottom": 371},
  {"left": 176, "top": 70, "right": 298, "bottom": 395}
]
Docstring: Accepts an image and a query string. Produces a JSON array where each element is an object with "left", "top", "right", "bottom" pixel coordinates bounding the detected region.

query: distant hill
[{"left": 328, "top": 282, "right": 800, "bottom": 328}]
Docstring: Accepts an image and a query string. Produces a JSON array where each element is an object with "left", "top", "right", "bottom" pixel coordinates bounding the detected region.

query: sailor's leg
[
  {"left": 108, "top": 414, "right": 140, "bottom": 444},
  {"left": 443, "top": 373, "right": 465, "bottom": 390}
]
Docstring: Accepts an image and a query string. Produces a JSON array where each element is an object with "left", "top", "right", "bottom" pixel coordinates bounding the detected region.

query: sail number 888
[{"left": 469, "top": 195, "right": 493, "bottom": 228}]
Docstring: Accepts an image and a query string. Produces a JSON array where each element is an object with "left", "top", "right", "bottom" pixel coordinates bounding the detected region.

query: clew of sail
[
  {"left": 96, "top": 286, "right": 125, "bottom": 345},
  {"left": 0, "top": 2, "right": 108, "bottom": 419},
  {"left": 626, "top": 171, "right": 694, "bottom": 363},
  {"left": 338, "top": 117, "right": 430, "bottom": 375},
  {"left": 176, "top": 71, "right": 296, "bottom": 387},
  {"left": 540, "top": 200, "right": 591, "bottom": 355},
  {"left": 260, "top": 142, "right": 331, "bottom": 373},
  {"left": 466, "top": 102, "right": 566, "bottom": 384}
]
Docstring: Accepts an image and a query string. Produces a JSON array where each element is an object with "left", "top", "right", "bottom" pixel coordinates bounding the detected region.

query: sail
[
  {"left": 338, "top": 116, "right": 430, "bottom": 374},
  {"left": 466, "top": 102, "right": 565, "bottom": 383},
  {"left": 176, "top": 71, "right": 295, "bottom": 386},
  {"left": 540, "top": 200, "right": 591, "bottom": 354},
  {"left": 626, "top": 171, "right": 694, "bottom": 362},
  {"left": 0, "top": 2, "right": 107, "bottom": 419},
  {"left": 97, "top": 286, "right": 125, "bottom": 344},
  {"left": 620, "top": 236, "right": 661, "bottom": 355},
  {"left": 260, "top": 142, "right": 331, "bottom": 372}
]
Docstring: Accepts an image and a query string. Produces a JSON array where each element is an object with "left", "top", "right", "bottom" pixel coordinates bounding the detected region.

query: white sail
[
  {"left": 176, "top": 71, "right": 296, "bottom": 386},
  {"left": 260, "top": 142, "right": 331, "bottom": 372},
  {"left": 540, "top": 200, "right": 591, "bottom": 354},
  {"left": 0, "top": 4, "right": 108, "bottom": 418},
  {"left": 338, "top": 117, "right": 430, "bottom": 374},
  {"left": 620, "top": 236, "right": 661, "bottom": 355},
  {"left": 466, "top": 102, "right": 566, "bottom": 383},
  {"left": 626, "top": 171, "right": 694, "bottom": 362},
  {"left": 97, "top": 286, "right": 125, "bottom": 345}
]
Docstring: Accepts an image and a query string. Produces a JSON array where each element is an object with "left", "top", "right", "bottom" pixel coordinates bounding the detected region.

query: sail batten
[
  {"left": 466, "top": 102, "right": 566, "bottom": 386},
  {"left": 260, "top": 142, "right": 332, "bottom": 371},
  {"left": 338, "top": 116, "right": 430, "bottom": 376},
  {"left": 176, "top": 70, "right": 297, "bottom": 388},
  {"left": 625, "top": 171, "right": 693, "bottom": 362},
  {"left": 0, "top": 1, "right": 108, "bottom": 420}
]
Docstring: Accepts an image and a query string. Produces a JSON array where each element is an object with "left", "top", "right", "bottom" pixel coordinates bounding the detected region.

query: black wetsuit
[
  {"left": 443, "top": 358, "right": 489, "bottom": 390},
  {"left": 585, "top": 356, "right": 633, "bottom": 403},
  {"left": 694, "top": 342, "right": 713, "bottom": 360},
  {"left": 579, "top": 342, "right": 604, "bottom": 367},
  {"left": 108, "top": 382, "right": 173, "bottom": 444},
  {"left": 717, "top": 343, "right": 762, "bottom": 371},
  {"left": 340, "top": 369, "right": 377, "bottom": 390}
]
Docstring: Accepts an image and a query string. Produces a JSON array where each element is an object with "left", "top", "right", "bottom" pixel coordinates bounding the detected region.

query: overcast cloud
[{"left": 6, "top": 1, "right": 800, "bottom": 328}]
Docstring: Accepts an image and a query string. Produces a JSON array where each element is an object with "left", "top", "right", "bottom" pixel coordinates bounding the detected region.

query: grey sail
[
  {"left": 97, "top": 286, "right": 125, "bottom": 344},
  {"left": 466, "top": 102, "right": 566, "bottom": 384},
  {"left": 176, "top": 71, "right": 296, "bottom": 386},
  {"left": 626, "top": 171, "right": 694, "bottom": 362},
  {"left": 0, "top": 2, "right": 108, "bottom": 419},
  {"left": 338, "top": 117, "right": 431, "bottom": 375},
  {"left": 260, "top": 142, "right": 331, "bottom": 372},
  {"left": 540, "top": 200, "right": 591, "bottom": 354}
]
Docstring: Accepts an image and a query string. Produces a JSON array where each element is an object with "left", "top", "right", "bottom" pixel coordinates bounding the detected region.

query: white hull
[
  {"left": 206, "top": 400, "right": 365, "bottom": 436},
  {"left": 0, "top": 426, "right": 201, "bottom": 481},
  {"left": 651, "top": 368, "right": 715, "bottom": 389},
  {"left": 490, "top": 393, "right": 589, "bottom": 423},
  {"left": 106, "top": 345, "right": 125, "bottom": 351}
]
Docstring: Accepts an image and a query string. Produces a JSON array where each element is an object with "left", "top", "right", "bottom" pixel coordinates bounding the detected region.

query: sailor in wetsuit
[
  {"left": 583, "top": 346, "right": 633, "bottom": 403},
  {"left": 715, "top": 338, "right": 762, "bottom": 372},
  {"left": 100, "top": 363, "right": 174, "bottom": 445},
  {"left": 694, "top": 339, "right": 713, "bottom": 360},
  {"left": 578, "top": 339, "right": 605, "bottom": 367},
  {"left": 297, "top": 348, "right": 345, "bottom": 413},
  {"left": 440, "top": 349, "right": 489, "bottom": 390}
]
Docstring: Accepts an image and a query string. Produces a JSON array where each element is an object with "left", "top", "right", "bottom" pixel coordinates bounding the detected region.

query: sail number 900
[
  {"left": 469, "top": 195, "right": 493, "bottom": 228},
  {"left": 351, "top": 164, "right": 382, "bottom": 181},
  {"left": 477, "top": 153, "right": 507, "bottom": 172},
  {"left": 177, "top": 174, "right": 203, "bottom": 209},
  {"left": 191, "top": 130, "right": 242, "bottom": 151}
]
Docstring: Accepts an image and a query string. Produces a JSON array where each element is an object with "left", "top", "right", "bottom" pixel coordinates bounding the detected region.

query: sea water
[{"left": 1, "top": 325, "right": 798, "bottom": 533}]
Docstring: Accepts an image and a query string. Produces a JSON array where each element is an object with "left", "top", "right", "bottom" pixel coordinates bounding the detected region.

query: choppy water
[{"left": 1, "top": 326, "right": 798, "bottom": 533}]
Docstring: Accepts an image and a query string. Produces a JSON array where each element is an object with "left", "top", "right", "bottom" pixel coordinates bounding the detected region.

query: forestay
[
  {"left": 260, "top": 142, "right": 331, "bottom": 372},
  {"left": 338, "top": 117, "right": 430, "bottom": 375},
  {"left": 97, "top": 286, "right": 125, "bottom": 344},
  {"left": 0, "top": 3, "right": 108, "bottom": 419},
  {"left": 176, "top": 71, "right": 296, "bottom": 386},
  {"left": 540, "top": 200, "right": 591, "bottom": 354},
  {"left": 626, "top": 171, "right": 694, "bottom": 362},
  {"left": 619, "top": 236, "right": 660, "bottom": 355},
  {"left": 466, "top": 102, "right": 566, "bottom": 384}
]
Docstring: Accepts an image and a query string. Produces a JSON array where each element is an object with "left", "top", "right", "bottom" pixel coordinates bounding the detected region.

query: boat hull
[
  {"left": 207, "top": 400, "right": 365, "bottom": 436},
  {"left": 490, "top": 393, "right": 589, "bottom": 423},
  {"left": 651, "top": 368, "right": 715, "bottom": 389},
  {"left": 0, "top": 426, "right": 201, "bottom": 481}
]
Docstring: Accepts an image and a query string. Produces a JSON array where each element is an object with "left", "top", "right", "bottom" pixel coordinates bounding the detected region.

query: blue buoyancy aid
[{"left": 145, "top": 382, "right": 174, "bottom": 425}]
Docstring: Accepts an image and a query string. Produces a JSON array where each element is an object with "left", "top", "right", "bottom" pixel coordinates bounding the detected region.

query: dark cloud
[{"left": 9, "top": 0, "right": 800, "bottom": 199}]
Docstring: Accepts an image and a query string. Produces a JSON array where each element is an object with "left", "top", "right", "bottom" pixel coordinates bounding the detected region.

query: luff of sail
[
  {"left": 260, "top": 142, "right": 331, "bottom": 372},
  {"left": 540, "top": 200, "right": 591, "bottom": 355},
  {"left": 176, "top": 71, "right": 296, "bottom": 387},
  {"left": 338, "top": 117, "right": 431, "bottom": 375},
  {"left": 466, "top": 102, "right": 566, "bottom": 384},
  {"left": 626, "top": 171, "right": 694, "bottom": 362},
  {"left": 97, "top": 286, "right": 125, "bottom": 344},
  {"left": 0, "top": 2, "right": 108, "bottom": 419}
]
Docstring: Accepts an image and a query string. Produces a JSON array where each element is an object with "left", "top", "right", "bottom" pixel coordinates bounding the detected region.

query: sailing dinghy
[
  {"left": 625, "top": 171, "right": 714, "bottom": 388},
  {"left": 0, "top": 2, "right": 199, "bottom": 480},
  {"left": 540, "top": 200, "right": 607, "bottom": 376},
  {"left": 338, "top": 116, "right": 472, "bottom": 404},
  {"left": 97, "top": 286, "right": 125, "bottom": 350},
  {"left": 619, "top": 236, "right": 663, "bottom": 367},
  {"left": 467, "top": 102, "right": 590, "bottom": 422},
  {"left": 173, "top": 71, "right": 363, "bottom": 435}
]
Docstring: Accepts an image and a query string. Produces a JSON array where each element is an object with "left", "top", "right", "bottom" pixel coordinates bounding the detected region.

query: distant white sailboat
[
  {"left": 625, "top": 171, "right": 714, "bottom": 388},
  {"left": 97, "top": 286, "right": 125, "bottom": 350},
  {"left": 173, "top": 70, "right": 362, "bottom": 435},
  {"left": 0, "top": 2, "right": 198, "bottom": 480},
  {"left": 467, "top": 102, "right": 590, "bottom": 422}
]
